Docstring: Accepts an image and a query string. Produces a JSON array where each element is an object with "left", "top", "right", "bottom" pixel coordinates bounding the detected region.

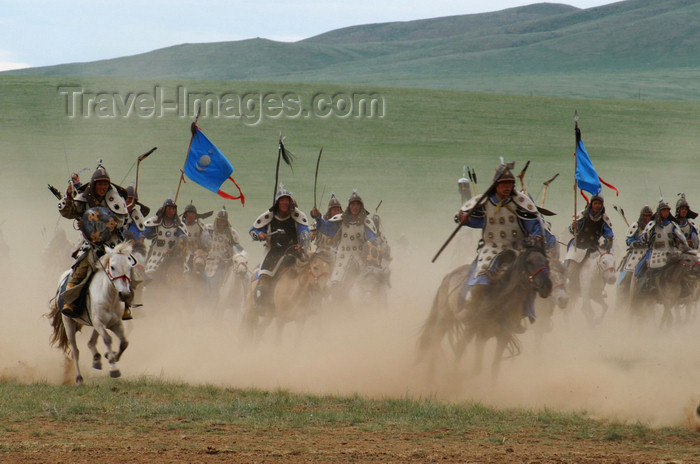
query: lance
[
  {"left": 175, "top": 106, "right": 201, "bottom": 203},
  {"left": 313, "top": 147, "right": 323, "bottom": 209},
  {"left": 375, "top": 200, "right": 383, "bottom": 212},
  {"left": 540, "top": 173, "right": 559, "bottom": 207},
  {"left": 573, "top": 110, "right": 579, "bottom": 243},
  {"left": 432, "top": 172, "right": 504, "bottom": 263},
  {"left": 613, "top": 205, "right": 630, "bottom": 227},
  {"left": 517, "top": 160, "right": 530, "bottom": 195}
]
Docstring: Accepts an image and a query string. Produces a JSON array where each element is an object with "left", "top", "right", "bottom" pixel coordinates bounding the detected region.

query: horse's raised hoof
[
  {"left": 75, "top": 375, "right": 84, "bottom": 385},
  {"left": 110, "top": 369, "right": 121, "bottom": 378},
  {"left": 92, "top": 353, "right": 102, "bottom": 370}
]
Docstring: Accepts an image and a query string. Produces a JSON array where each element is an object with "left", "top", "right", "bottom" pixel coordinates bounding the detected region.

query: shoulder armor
[
  {"left": 253, "top": 210, "right": 274, "bottom": 229},
  {"left": 364, "top": 216, "right": 378, "bottom": 235},
  {"left": 602, "top": 213, "right": 613, "bottom": 230},
  {"left": 625, "top": 221, "right": 639, "bottom": 239},
  {"left": 104, "top": 187, "right": 128, "bottom": 217},
  {"left": 129, "top": 208, "right": 145, "bottom": 232},
  {"left": 291, "top": 210, "right": 308, "bottom": 226},
  {"left": 460, "top": 193, "right": 487, "bottom": 213},
  {"left": 144, "top": 216, "right": 160, "bottom": 228},
  {"left": 512, "top": 191, "right": 538, "bottom": 213},
  {"left": 329, "top": 213, "right": 344, "bottom": 223}
]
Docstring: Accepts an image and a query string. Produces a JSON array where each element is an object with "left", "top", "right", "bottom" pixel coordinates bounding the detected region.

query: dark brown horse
[
  {"left": 630, "top": 250, "right": 700, "bottom": 328},
  {"left": 417, "top": 244, "right": 552, "bottom": 379}
]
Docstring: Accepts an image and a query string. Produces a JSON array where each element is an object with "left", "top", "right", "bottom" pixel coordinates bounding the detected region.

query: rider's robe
[
  {"left": 143, "top": 217, "right": 188, "bottom": 276},
  {"left": 250, "top": 210, "right": 309, "bottom": 278}
]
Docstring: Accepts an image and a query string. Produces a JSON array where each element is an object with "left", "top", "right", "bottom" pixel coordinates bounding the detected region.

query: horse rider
[
  {"left": 617, "top": 205, "right": 653, "bottom": 298},
  {"left": 456, "top": 162, "right": 545, "bottom": 331},
  {"left": 310, "top": 190, "right": 379, "bottom": 289},
  {"left": 181, "top": 201, "right": 212, "bottom": 271},
  {"left": 633, "top": 199, "right": 689, "bottom": 291},
  {"left": 143, "top": 198, "right": 188, "bottom": 277},
  {"left": 564, "top": 194, "right": 614, "bottom": 295},
  {"left": 675, "top": 193, "right": 699, "bottom": 249},
  {"left": 311, "top": 193, "right": 343, "bottom": 253},
  {"left": 205, "top": 206, "right": 245, "bottom": 289},
  {"left": 124, "top": 185, "right": 149, "bottom": 243},
  {"left": 250, "top": 187, "right": 310, "bottom": 309},
  {"left": 57, "top": 164, "right": 132, "bottom": 319}
]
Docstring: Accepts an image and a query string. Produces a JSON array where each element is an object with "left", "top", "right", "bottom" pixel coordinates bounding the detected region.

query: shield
[{"left": 81, "top": 206, "right": 119, "bottom": 244}]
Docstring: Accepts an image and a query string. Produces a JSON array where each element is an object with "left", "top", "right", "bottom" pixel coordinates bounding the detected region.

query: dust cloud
[{"left": 1, "top": 206, "right": 699, "bottom": 431}]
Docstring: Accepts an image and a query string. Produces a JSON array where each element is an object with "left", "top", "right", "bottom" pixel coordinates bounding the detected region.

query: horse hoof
[
  {"left": 92, "top": 361, "right": 102, "bottom": 370},
  {"left": 110, "top": 370, "right": 121, "bottom": 378},
  {"left": 76, "top": 375, "right": 84, "bottom": 385}
]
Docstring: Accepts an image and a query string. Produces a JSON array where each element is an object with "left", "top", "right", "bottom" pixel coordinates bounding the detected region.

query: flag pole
[
  {"left": 573, "top": 110, "right": 579, "bottom": 243},
  {"left": 175, "top": 106, "right": 201, "bottom": 203}
]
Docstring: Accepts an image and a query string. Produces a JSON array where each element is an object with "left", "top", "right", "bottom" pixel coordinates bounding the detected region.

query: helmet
[
  {"left": 348, "top": 190, "right": 364, "bottom": 207},
  {"left": 590, "top": 194, "right": 604, "bottom": 206},
  {"left": 90, "top": 164, "right": 110, "bottom": 183},
  {"left": 275, "top": 185, "right": 294, "bottom": 203},
  {"left": 327, "top": 193, "right": 341, "bottom": 209},
  {"left": 183, "top": 202, "right": 197, "bottom": 215},
  {"left": 217, "top": 206, "right": 228, "bottom": 220},
  {"left": 126, "top": 185, "right": 137, "bottom": 200},
  {"left": 163, "top": 198, "right": 176, "bottom": 208},
  {"left": 640, "top": 205, "right": 653, "bottom": 215},
  {"left": 676, "top": 193, "right": 698, "bottom": 219},
  {"left": 493, "top": 163, "right": 515, "bottom": 183}
]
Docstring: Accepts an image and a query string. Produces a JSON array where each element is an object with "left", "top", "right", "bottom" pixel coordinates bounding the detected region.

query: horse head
[
  {"left": 191, "top": 249, "right": 208, "bottom": 274},
  {"left": 306, "top": 249, "right": 333, "bottom": 291},
  {"left": 549, "top": 260, "right": 569, "bottom": 309},
  {"left": 520, "top": 245, "right": 552, "bottom": 298},
  {"left": 232, "top": 250, "right": 249, "bottom": 277},
  {"left": 100, "top": 241, "right": 134, "bottom": 302},
  {"left": 678, "top": 249, "right": 700, "bottom": 279},
  {"left": 595, "top": 249, "right": 617, "bottom": 285}
]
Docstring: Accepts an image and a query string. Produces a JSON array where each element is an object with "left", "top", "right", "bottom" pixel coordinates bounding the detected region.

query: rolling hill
[{"left": 5, "top": 0, "right": 700, "bottom": 99}]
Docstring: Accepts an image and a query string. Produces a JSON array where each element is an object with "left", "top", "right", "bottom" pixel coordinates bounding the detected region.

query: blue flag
[
  {"left": 184, "top": 126, "right": 244, "bottom": 204},
  {"left": 574, "top": 137, "right": 602, "bottom": 195}
]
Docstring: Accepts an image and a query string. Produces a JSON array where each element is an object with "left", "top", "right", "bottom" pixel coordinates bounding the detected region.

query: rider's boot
[
  {"left": 61, "top": 283, "right": 80, "bottom": 318},
  {"left": 122, "top": 303, "right": 133, "bottom": 321}
]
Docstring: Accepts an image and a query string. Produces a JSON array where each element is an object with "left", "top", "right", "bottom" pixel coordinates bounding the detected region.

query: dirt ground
[{"left": 4, "top": 419, "right": 700, "bottom": 464}]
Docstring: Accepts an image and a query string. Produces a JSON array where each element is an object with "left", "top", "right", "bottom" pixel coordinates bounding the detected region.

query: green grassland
[{"left": 3, "top": 74, "right": 700, "bottom": 255}]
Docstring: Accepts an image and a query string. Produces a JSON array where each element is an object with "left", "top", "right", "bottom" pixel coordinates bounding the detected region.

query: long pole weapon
[
  {"left": 134, "top": 147, "right": 157, "bottom": 199},
  {"left": 573, "top": 110, "right": 579, "bottom": 243},
  {"left": 432, "top": 173, "right": 504, "bottom": 263},
  {"left": 541, "top": 173, "right": 559, "bottom": 207},
  {"left": 273, "top": 133, "right": 294, "bottom": 203},
  {"left": 175, "top": 106, "right": 201, "bottom": 203},
  {"left": 517, "top": 160, "right": 530, "bottom": 194},
  {"left": 313, "top": 147, "right": 323, "bottom": 209},
  {"left": 613, "top": 205, "right": 630, "bottom": 227}
]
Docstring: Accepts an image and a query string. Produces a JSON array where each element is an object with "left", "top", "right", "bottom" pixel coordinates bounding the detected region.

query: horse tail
[{"left": 46, "top": 296, "right": 70, "bottom": 355}]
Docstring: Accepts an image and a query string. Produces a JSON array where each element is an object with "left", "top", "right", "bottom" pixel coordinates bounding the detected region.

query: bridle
[{"left": 596, "top": 251, "right": 615, "bottom": 275}]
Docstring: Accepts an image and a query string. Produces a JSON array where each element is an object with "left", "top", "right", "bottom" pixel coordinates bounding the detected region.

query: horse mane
[{"left": 99, "top": 241, "right": 134, "bottom": 267}]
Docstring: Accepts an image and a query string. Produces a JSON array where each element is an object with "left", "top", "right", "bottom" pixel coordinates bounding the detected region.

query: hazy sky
[{"left": 1, "top": 0, "right": 617, "bottom": 71}]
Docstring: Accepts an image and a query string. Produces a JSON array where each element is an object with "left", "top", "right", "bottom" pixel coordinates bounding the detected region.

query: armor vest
[
  {"left": 575, "top": 215, "right": 604, "bottom": 250},
  {"left": 145, "top": 219, "right": 185, "bottom": 275},
  {"left": 645, "top": 220, "right": 683, "bottom": 269},
  {"left": 475, "top": 198, "right": 527, "bottom": 275},
  {"left": 270, "top": 216, "right": 299, "bottom": 249},
  {"left": 332, "top": 220, "right": 367, "bottom": 282}
]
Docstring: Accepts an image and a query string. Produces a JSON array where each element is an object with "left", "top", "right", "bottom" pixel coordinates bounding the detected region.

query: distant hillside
[{"left": 5, "top": 0, "right": 700, "bottom": 99}]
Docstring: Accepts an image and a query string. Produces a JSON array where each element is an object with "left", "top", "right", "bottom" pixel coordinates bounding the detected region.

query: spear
[
  {"left": 432, "top": 172, "right": 506, "bottom": 263},
  {"left": 573, "top": 110, "right": 579, "bottom": 243},
  {"left": 613, "top": 205, "right": 630, "bottom": 227},
  {"left": 313, "top": 147, "right": 323, "bottom": 209},
  {"left": 540, "top": 173, "right": 559, "bottom": 207},
  {"left": 517, "top": 160, "right": 530, "bottom": 194}
]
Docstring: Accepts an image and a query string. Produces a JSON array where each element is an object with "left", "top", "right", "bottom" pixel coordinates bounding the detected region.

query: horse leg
[
  {"left": 490, "top": 335, "right": 509, "bottom": 382},
  {"left": 62, "top": 316, "right": 83, "bottom": 385},
  {"left": 471, "top": 334, "right": 487, "bottom": 377},
  {"left": 110, "top": 322, "right": 129, "bottom": 362},
  {"left": 87, "top": 330, "right": 102, "bottom": 370},
  {"left": 92, "top": 321, "right": 121, "bottom": 378}
]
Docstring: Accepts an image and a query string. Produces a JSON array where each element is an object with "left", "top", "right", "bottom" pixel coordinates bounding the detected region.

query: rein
[
  {"left": 528, "top": 266, "right": 549, "bottom": 280},
  {"left": 596, "top": 252, "right": 615, "bottom": 274}
]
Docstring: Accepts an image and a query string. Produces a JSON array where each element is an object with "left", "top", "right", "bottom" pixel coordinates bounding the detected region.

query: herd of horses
[{"left": 45, "top": 232, "right": 700, "bottom": 385}]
